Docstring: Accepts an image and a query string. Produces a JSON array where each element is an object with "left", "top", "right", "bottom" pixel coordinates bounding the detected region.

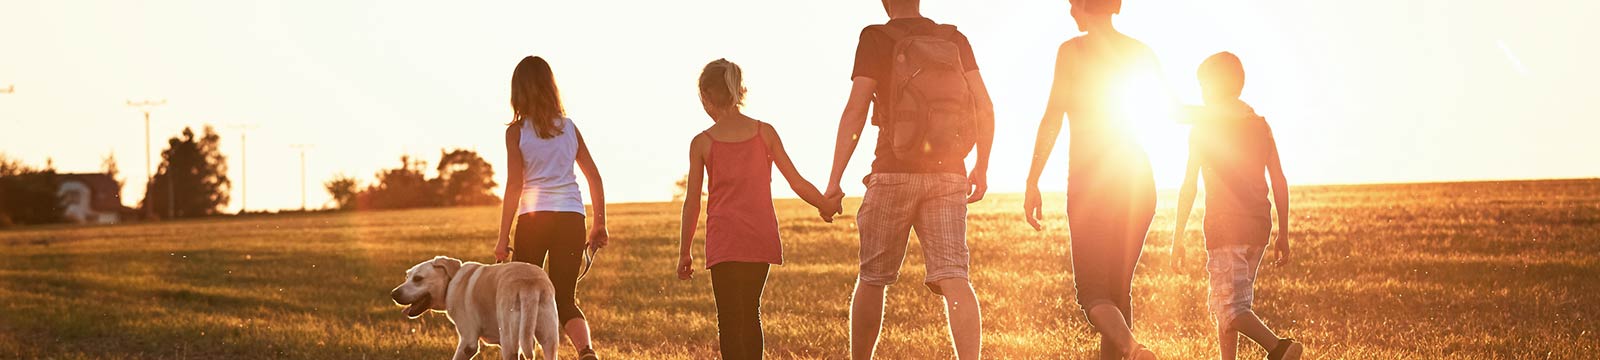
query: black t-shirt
[{"left": 851, "top": 17, "right": 979, "bottom": 174}]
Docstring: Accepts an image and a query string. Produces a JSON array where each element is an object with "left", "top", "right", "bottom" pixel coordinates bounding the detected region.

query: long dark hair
[{"left": 510, "top": 56, "right": 565, "bottom": 139}]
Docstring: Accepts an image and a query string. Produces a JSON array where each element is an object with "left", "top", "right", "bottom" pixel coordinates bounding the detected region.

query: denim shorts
[{"left": 1206, "top": 244, "right": 1266, "bottom": 325}]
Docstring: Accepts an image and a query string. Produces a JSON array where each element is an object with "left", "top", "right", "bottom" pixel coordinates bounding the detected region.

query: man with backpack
[{"left": 821, "top": 0, "right": 995, "bottom": 358}]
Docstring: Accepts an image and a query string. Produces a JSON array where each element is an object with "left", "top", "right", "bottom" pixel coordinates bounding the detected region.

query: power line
[
  {"left": 290, "top": 144, "right": 315, "bottom": 211},
  {"left": 127, "top": 99, "right": 168, "bottom": 218},
  {"left": 228, "top": 124, "right": 260, "bottom": 213}
]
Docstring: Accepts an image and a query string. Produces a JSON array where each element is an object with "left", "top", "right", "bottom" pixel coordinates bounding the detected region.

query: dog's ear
[{"left": 431, "top": 256, "right": 463, "bottom": 281}]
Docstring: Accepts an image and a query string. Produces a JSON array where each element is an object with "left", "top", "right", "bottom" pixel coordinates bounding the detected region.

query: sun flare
[{"left": 1107, "top": 70, "right": 1191, "bottom": 180}]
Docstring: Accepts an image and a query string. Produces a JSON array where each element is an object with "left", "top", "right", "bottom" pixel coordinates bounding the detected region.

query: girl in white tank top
[
  {"left": 516, "top": 117, "right": 584, "bottom": 214},
  {"left": 495, "top": 56, "right": 608, "bottom": 360}
]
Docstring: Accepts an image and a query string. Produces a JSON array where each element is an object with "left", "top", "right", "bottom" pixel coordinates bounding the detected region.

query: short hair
[
  {"left": 698, "top": 59, "right": 746, "bottom": 109},
  {"left": 1198, "top": 52, "right": 1245, "bottom": 99},
  {"left": 881, "top": 0, "right": 920, "bottom": 13},
  {"left": 1070, "top": 0, "right": 1122, "bottom": 15}
]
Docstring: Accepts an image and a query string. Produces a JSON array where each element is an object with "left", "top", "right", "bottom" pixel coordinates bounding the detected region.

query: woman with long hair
[{"left": 495, "top": 56, "right": 608, "bottom": 360}]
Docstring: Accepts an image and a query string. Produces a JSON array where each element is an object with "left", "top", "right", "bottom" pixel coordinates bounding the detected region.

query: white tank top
[{"left": 516, "top": 117, "right": 585, "bottom": 215}]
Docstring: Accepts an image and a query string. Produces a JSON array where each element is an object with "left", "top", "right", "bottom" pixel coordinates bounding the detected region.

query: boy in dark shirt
[{"left": 1172, "top": 52, "right": 1304, "bottom": 360}]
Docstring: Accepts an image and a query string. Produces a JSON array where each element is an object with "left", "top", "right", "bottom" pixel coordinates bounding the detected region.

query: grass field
[{"left": 2, "top": 179, "right": 1598, "bottom": 359}]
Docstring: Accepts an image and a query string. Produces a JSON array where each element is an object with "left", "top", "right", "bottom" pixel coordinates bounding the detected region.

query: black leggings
[
  {"left": 711, "top": 261, "right": 770, "bottom": 360},
  {"left": 513, "top": 211, "right": 587, "bottom": 325}
]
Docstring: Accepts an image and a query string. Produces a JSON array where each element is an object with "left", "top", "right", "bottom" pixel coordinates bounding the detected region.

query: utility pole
[
  {"left": 228, "top": 124, "right": 259, "bottom": 214},
  {"left": 128, "top": 99, "right": 168, "bottom": 218},
  {"left": 290, "top": 144, "right": 314, "bottom": 211}
]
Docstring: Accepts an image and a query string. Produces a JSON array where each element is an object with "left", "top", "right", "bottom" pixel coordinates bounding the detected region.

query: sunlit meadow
[{"left": 2, "top": 180, "right": 1597, "bottom": 359}]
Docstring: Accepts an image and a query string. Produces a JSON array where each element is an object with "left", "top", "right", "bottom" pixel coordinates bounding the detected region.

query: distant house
[{"left": 56, "top": 173, "right": 125, "bottom": 224}]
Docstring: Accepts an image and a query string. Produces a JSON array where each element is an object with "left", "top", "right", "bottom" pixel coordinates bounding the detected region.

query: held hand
[
  {"left": 494, "top": 240, "right": 511, "bottom": 264},
  {"left": 966, "top": 170, "right": 988, "bottom": 204},
  {"left": 588, "top": 222, "right": 610, "bottom": 251},
  {"left": 1023, "top": 185, "right": 1045, "bottom": 231},
  {"left": 677, "top": 255, "right": 695, "bottom": 280},
  {"left": 821, "top": 187, "right": 846, "bottom": 222},
  {"left": 1270, "top": 233, "right": 1292, "bottom": 267},
  {"left": 823, "top": 185, "right": 844, "bottom": 204},
  {"left": 817, "top": 196, "right": 843, "bottom": 223}
]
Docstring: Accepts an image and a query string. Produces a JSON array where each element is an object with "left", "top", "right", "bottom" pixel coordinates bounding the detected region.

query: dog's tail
[
  {"left": 506, "top": 281, "right": 557, "bottom": 359},
  {"left": 532, "top": 285, "right": 559, "bottom": 359},
  {"left": 511, "top": 289, "right": 530, "bottom": 359}
]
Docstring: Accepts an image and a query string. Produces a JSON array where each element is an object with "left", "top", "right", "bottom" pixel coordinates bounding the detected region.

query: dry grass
[{"left": 2, "top": 179, "right": 1597, "bottom": 359}]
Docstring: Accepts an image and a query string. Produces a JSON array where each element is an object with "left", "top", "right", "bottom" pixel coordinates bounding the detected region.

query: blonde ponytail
[{"left": 699, "top": 58, "right": 746, "bottom": 109}]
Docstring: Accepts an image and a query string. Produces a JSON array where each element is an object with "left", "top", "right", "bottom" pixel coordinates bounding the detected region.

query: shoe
[
  {"left": 1267, "top": 338, "right": 1302, "bottom": 360},
  {"left": 578, "top": 347, "right": 599, "bottom": 360},
  {"left": 1128, "top": 344, "right": 1158, "bottom": 360}
]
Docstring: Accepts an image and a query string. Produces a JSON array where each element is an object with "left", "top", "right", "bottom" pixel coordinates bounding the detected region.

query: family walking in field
[{"left": 390, "top": 0, "right": 1305, "bottom": 359}]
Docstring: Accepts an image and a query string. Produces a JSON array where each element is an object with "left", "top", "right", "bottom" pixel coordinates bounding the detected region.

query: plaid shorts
[
  {"left": 855, "top": 173, "right": 971, "bottom": 294},
  {"left": 1206, "top": 244, "right": 1266, "bottom": 325}
]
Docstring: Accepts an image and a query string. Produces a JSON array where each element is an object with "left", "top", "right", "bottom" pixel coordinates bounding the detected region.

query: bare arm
[
  {"left": 496, "top": 125, "right": 524, "bottom": 263},
  {"left": 1027, "top": 43, "right": 1075, "bottom": 187},
  {"left": 824, "top": 77, "right": 878, "bottom": 195},
  {"left": 1171, "top": 148, "right": 1201, "bottom": 268},
  {"left": 964, "top": 70, "right": 996, "bottom": 203},
  {"left": 1266, "top": 132, "right": 1291, "bottom": 265},
  {"left": 761, "top": 123, "right": 836, "bottom": 221},
  {"left": 573, "top": 127, "right": 609, "bottom": 249},
  {"left": 1024, "top": 42, "right": 1075, "bottom": 230},
  {"left": 678, "top": 135, "right": 708, "bottom": 279}
]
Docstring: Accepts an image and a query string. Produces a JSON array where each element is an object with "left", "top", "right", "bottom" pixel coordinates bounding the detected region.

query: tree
[
  {"left": 331, "top": 150, "right": 503, "bottom": 212},
  {"left": 101, "top": 152, "right": 123, "bottom": 190},
  {"left": 0, "top": 153, "right": 61, "bottom": 227},
  {"left": 362, "top": 155, "right": 439, "bottom": 210},
  {"left": 673, "top": 174, "right": 707, "bottom": 203},
  {"left": 143, "top": 126, "right": 231, "bottom": 219},
  {"left": 324, "top": 174, "right": 361, "bottom": 210},
  {"left": 435, "top": 149, "right": 499, "bottom": 207}
]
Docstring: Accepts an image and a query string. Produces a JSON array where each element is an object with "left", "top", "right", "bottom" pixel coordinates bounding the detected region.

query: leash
[{"left": 576, "top": 246, "right": 597, "bottom": 283}]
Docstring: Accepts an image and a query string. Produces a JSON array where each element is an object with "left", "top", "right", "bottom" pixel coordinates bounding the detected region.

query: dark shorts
[{"left": 513, "top": 211, "right": 587, "bottom": 325}]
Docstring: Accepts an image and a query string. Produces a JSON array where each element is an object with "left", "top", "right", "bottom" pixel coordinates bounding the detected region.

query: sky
[{"left": 1, "top": 0, "right": 1597, "bottom": 211}]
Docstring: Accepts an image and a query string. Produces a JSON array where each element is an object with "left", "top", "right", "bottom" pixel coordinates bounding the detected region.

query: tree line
[
  {"left": 323, "top": 149, "right": 499, "bottom": 211},
  {"left": 0, "top": 125, "right": 230, "bottom": 227},
  {"left": 0, "top": 123, "right": 499, "bottom": 227}
]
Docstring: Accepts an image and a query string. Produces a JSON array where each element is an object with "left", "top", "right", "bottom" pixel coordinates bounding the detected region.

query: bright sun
[{"left": 1111, "top": 72, "right": 1192, "bottom": 185}]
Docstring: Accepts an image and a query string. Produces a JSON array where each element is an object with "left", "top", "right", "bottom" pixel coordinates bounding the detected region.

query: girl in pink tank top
[{"left": 676, "top": 59, "right": 840, "bottom": 359}]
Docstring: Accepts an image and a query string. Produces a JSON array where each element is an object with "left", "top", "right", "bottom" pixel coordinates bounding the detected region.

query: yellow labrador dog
[{"left": 391, "top": 256, "right": 559, "bottom": 360}]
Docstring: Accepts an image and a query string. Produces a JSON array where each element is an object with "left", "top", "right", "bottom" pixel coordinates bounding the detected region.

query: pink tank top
[{"left": 703, "top": 126, "right": 783, "bottom": 268}]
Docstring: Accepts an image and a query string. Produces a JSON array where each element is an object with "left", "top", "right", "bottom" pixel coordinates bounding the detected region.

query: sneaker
[
  {"left": 578, "top": 347, "right": 599, "bottom": 360},
  {"left": 1267, "top": 338, "right": 1302, "bottom": 360}
]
